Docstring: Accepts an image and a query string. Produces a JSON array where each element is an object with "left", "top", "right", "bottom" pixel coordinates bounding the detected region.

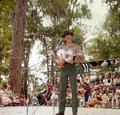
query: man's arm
[{"left": 75, "top": 44, "right": 84, "bottom": 61}]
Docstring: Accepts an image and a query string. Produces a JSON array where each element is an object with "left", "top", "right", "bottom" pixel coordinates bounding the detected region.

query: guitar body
[
  {"left": 56, "top": 62, "right": 66, "bottom": 69},
  {"left": 56, "top": 49, "right": 82, "bottom": 68},
  {"left": 56, "top": 56, "right": 75, "bottom": 68},
  {"left": 56, "top": 59, "right": 74, "bottom": 68},
  {"left": 68, "top": 59, "right": 75, "bottom": 64}
]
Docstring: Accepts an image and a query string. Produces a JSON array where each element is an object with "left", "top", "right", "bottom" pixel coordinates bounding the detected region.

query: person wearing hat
[{"left": 52, "top": 30, "right": 84, "bottom": 115}]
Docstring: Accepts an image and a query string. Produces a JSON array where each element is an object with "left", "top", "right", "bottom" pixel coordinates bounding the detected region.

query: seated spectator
[
  {"left": 91, "top": 88, "right": 96, "bottom": 100},
  {"left": 0, "top": 85, "right": 12, "bottom": 106},
  {"left": 103, "top": 75, "right": 110, "bottom": 86},
  {"left": 77, "top": 79, "right": 80, "bottom": 88},
  {"left": 0, "top": 85, "right": 4, "bottom": 94},
  {"left": 108, "top": 93, "right": 113, "bottom": 102},
  {"left": 95, "top": 73, "right": 100, "bottom": 84},
  {"left": 0, "top": 85, "right": 4, "bottom": 106},
  {"left": 4, "top": 85, "right": 21, "bottom": 106},
  {"left": 84, "top": 83, "right": 91, "bottom": 102},
  {"left": 103, "top": 85, "right": 109, "bottom": 93},
  {"left": 89, "top": 81, "right": 94, "bottom": 93},
  {"left": 115, "top": 75, "right": 120, "bottom": 88},
  {"left": 78, "top": 93, "right": 85, "bottom": 107},
  {"left": 101, "top": 92, "right": 109, "bottom": 103},
  {"left": 19, "top": 90, "right": 27, "bottom": 106},
  {"left": 37, "top": 90, "right": 45, "bottom": 105},
  {"left": 50, "top": 91, "right": 58, "bottom": 106},
  {"left": 90, "top": 73, "right": 96, "bottom": 83},
  {"left": 87, "top": 93, "right": 100, "bottom": 108},
  {"left": 80, "top": 76, "right": 85, "bottom": 84},
  {"left": 112, "top": 93, "right": 119, "bottom": 108},
  {"left": 31, "top": 93, "right": 38, "bottom": 106},
  {"left": 113, "top": 72, "right": 118, "bottom": 79},
  {"left": 94, "top": 81, "right": 99, "bottom": 90},
  {"left": 4, "top": 85, "right": 13, "bottom": 99},
  {"left": 44, "top": 90, "right": 52, "bottom": 106},
  {"left": 106, "top": 79, "right": 112, "bottom": 86},
  {"left": 99, "top": 80, "right": 104, "bottom": 87},
  {"left": 47, "top": 82, "right": 53, "bottom": 93},
  {"left": 12, "top": 94, "right": 21, "bottom": 106},
  {"left": 95, "top": 92, "right": 103, "bottom": 108},
  {"left": 67, "top": 89, "right": 72, "bottom": 99},
  {"left": 66, "top": 99, "right": 72, "bottom": 107},
  {"left": 116, "top": 86, "right": 120, "bottom": 94},
  {"left": 78, "top": 83, "right": 85, "bottom": 94},
  {"left": 85, "top": 76, "right": 90, "bottom": 84},
  {"left": 87, "top": 101, "right": 96, "bottom": 108},
  {"left": 109, "top": 84, "right": 116, "bottom": 93},
  {"left": 100, "top": 76, "right": 105, "bottom": 82},
  {"left": 101, "top": 92, "right": 109, "bottom": 108},
  {"left": 112, "top": 72, "right": 118, "bottom": 85}
]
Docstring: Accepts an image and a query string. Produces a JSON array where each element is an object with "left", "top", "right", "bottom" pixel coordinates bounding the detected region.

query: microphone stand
[
  {"left": 52, "top": 38, "right": 63, "bottom": 115},
  {"left": 21, "top": 38, "right": 63, "bottom": 115},
  {"left": 21, "top": 67, "right": 30, "bottom": 115},
  {"left": 21, "top": 62, "right": 42, "bottom": 115}
]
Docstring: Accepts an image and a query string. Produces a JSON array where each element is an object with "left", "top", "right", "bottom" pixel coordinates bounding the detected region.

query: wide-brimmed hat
[{"left": 62, "top": 30, "right": 74, "bottom": 38}]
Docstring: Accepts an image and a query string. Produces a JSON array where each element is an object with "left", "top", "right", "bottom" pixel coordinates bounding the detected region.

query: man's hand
[
  {"left": 76, "top": 52, "right": 84, "bottom": 61},
  {"left": 56, "top": 56, "right": 65, "bottom": 66}
]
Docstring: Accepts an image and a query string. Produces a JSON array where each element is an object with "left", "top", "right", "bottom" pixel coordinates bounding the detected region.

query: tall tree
[
  {"left": 22, "top": 1, "right": 43, "bottom": 97},
  {"left": 38, "top": 0, "right": 92, "bottom": 77},
  {"left": 9, "top": 0, "right": 27, "bottom": 94}
]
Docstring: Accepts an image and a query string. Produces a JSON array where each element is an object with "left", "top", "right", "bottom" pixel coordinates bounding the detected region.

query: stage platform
[{"left": 0, "top": 106, "right": 120, "bottom": 115}]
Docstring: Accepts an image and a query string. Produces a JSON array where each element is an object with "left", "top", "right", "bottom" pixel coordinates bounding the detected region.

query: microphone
[
  {"left": 56, "top": 39, "right": 61, "bottom": 46},
  {"left": 53, "top": 38, "right": 63, "bottom": 50}
]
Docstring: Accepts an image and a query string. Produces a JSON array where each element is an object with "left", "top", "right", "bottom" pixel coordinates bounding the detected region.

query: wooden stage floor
[{"left": 0, "top": 106, "right": 120, "bottom": 115}]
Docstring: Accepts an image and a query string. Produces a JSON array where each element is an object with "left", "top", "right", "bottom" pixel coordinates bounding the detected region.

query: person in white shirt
[
  {"left": 90, "top": 73, "right": 96, "bottom": 83},
  {"left": 115, "top": 75, "right": 120, "bottom": 88},
  {"left": 116, "top": 86, "right": 120, "bottom": 94}
]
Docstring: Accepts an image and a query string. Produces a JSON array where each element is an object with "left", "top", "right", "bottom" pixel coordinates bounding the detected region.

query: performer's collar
[{"left": 66, "top": 42, "right": 73, "bottom": 47}]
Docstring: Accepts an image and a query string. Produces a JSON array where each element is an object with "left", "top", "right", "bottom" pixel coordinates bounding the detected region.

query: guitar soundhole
[{"left": 65, "top": 54, "right": 69, "bottom": 58}]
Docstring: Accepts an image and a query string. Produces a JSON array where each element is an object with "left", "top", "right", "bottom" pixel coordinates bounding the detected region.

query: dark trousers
[
  {"left": 58, "top": 63, "right": 78, "bottom": 113},
  {"left": 85, "top": 93, "right": 90, "bottom": 102}
]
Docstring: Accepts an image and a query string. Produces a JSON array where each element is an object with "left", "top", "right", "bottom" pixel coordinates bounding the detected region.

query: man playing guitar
[{"left": 52, "top": 30, "right": 84, "bottom": 115}]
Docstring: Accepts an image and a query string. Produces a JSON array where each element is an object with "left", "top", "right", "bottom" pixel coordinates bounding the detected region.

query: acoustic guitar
[{"left": 56, "top": 49, "right": 83, "bottom": 68}]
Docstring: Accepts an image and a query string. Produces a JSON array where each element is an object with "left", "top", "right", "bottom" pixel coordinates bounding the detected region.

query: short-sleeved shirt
[
  {"left": 116, "top": 78, "right": 120, "bottom": 83},
  {"left": 4, "top": 89, "right": 13, "bottom": 95},
  {"left": 55, "top": 43, "right": 82, "bottom": 54},
  {"left": 55, "top": 43, "right": 82, "bottom": 62}
]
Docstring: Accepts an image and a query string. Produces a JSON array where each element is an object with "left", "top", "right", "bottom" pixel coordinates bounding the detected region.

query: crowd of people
[
  {"left": 0, "top": 72, "right": 120, "bottom": 109},
  {"left": 77, "top": 72, "right": 120, "bottom": 108},
  {"left": 30, "top": 72, "right": 120, "bottom": 109},
  {"left": 0, "top": 85, "right": 27, "bottom": 106}
]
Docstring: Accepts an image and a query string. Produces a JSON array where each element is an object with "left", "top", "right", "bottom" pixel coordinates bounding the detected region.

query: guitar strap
[
  {"left": 73, "top": 56, "right": 76, "bottom": 60},
  {"left": 63, "top": 56, "right": 76, "bottom": 67}
]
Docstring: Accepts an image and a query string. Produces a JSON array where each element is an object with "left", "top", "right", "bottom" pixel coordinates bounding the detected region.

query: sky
[
  {"left": 29, "top": 0, "right": 108, "bottom": 84},
  {"left": 83, "top": 0, "right": 108, "bottom": 41}
]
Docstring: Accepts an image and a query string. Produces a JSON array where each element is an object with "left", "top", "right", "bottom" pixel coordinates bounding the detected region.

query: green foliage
[
  {"left": 86, "top": 0, "right": 120, "bottom": 73},
  {"left": 103, "top": 11, "right": 120, "bottom": 36},
  {"left": 81, "top": 4, "right": 92, "bottom": 19},
  {"left": 38, "top": 0, "right": 63, "bottom": 19},
  {"left": 39, "top": 0, "right": 92, "bottom": 29},
  {"left": 71, "top": 25, "right": 87, "bottom": 45},
  {"left": 0, "top": 0, "right": 15, "bottom": 77}
]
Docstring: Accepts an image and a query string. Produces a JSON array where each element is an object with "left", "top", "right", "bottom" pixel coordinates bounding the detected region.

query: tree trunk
[
  {"left": 43, "top": 34, "right": 49, "bottom": 78},
  {"left": 62, "top": 0, "right": 69, "bottom": 30},
  {"left": 51, "top": 56, "right": 54, "bottom": 78},
  {"left": 9, "top": 0, "right": 26, "bottom": 94},
  {"left": 23, "top": 40, "right": 31, "bottom": 99},
  {"left": 62, "top": 0, "right": 77, "bottom": 30}
]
